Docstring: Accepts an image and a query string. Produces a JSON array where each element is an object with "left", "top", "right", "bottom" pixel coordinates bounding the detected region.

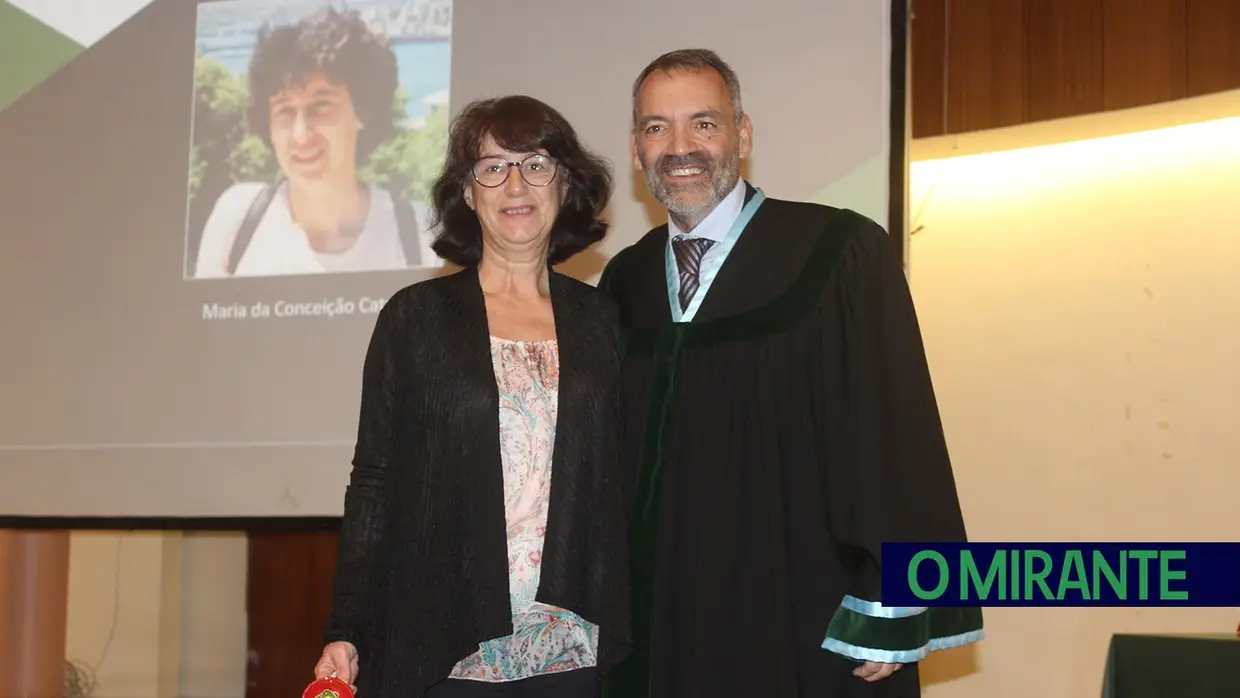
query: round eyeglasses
[{"left": 472, "top": 154, "right": 558, "bottom": 188}]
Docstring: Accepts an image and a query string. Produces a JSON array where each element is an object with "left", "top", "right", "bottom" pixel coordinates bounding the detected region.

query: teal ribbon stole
[{"left": 663, "top": 188, "right": 766, "bottom": 322}]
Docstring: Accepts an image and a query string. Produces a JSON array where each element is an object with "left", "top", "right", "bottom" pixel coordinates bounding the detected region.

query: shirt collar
[{"left": 667, "top": 178, "right": 747, "bottom": 243}]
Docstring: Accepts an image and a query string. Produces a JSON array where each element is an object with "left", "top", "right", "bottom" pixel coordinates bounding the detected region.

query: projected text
[{"left": 201, "top": 297, "right": 388, "bottom": 321}]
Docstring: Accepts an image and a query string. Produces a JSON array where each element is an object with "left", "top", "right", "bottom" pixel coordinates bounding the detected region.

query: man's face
[
  {"left": 631, "top": 67, "right": 751, "bottom": 228},
  {"left": 268, "top": 74, "right": 361, "bottom": 187}
]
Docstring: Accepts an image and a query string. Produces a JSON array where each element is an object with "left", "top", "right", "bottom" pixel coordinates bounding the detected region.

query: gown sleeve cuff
[
  {"left": 322, "top": 616, "right": 367, "bottom": 656},
  {"left": 821, "top": 595, "right": 985, "bottom": 663}
]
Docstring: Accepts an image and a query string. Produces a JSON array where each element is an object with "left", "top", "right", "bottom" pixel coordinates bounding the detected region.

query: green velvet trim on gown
[
  {"left": 824, "top": 604, "right": 984, "bottom": 663},
  {"left": 603, "top": 211, "right": 865, "bottom": 698},
  {"left": 621, "top": 209, "right": 862, "bottom": 357}
]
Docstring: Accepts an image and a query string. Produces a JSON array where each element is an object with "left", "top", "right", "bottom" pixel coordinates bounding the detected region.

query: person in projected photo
[
  {"left": 193, "top": 8, "right": 431, "bottom": 279},
  {"left": 595, "top": 49, "right": 984, "bottom": 698},
  {"left": 313, "top": 95, "right": 630, "bottom": 698}
]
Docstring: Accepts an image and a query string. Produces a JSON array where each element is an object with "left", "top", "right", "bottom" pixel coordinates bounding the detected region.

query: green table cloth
[{"left": 1102, "top": 633, "right": 1240, "bottom": 697}]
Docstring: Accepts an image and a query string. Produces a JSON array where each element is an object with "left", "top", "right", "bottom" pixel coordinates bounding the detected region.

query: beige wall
[
  {"left": 910, "top": 91, "right": 1240, "bottom": 697},
  {"left": 66, "top": 532, "right": 247, "bottom": 698}
]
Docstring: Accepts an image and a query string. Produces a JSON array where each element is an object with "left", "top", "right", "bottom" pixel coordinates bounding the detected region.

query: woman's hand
[{"left": 314, "top": 641, "right": 360, "bottom": 693}]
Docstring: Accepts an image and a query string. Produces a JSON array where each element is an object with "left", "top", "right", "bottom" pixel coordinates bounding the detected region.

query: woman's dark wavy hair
[
  {"left": 430, "top": 96, "right": 613, "bottom": 267},
  {"left": 247, "top": 8, "right": 399, "bottom": 161}
]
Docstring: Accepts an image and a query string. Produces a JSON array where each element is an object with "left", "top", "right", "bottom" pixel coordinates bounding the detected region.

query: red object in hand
[{"left": 304, "top": 676, "right": 355, "bottom": 698}]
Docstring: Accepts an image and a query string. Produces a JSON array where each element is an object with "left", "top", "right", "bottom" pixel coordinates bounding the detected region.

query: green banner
[{"left": 0, "top": 0, "right": 85, "bottom": 111}]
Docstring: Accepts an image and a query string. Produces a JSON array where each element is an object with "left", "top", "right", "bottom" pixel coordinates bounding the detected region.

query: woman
[{"left": 313, "top": 95, "right": 630, "bottom": 698}]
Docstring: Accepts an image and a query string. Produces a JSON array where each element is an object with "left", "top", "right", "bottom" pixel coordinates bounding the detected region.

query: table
[{"left": 1101, "top": 633, "right": 1240, "bottom": 697}]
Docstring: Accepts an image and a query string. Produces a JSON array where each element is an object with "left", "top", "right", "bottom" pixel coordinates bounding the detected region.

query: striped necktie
[{"left": 672, "top": 235, "right": 716, "bottom": 310}]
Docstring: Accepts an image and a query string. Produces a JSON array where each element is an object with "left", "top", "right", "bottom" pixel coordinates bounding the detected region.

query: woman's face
[
  {"left": 267, "top": 74, "right": 361, "bottom": 188},
  {"left": 465, "top": 133, "right": 562, "bottom": 256}
]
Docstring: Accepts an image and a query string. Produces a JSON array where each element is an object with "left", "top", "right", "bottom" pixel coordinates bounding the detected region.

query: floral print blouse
[{"left": 447, "top": 337, "right": 599, "bottom": 682}]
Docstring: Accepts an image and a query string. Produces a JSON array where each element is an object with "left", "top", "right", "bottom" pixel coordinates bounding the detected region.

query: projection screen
[{"left": 0, "top": 0, "right": 908, "bottom": 519}]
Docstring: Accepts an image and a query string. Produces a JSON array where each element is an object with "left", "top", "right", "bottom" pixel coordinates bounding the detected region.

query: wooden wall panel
[
  {"left": 246, "top": 532, "right": 339, "bottom": 698},
  {"left": 1024, "top": 0, "right": 1106, "bottom": 122},
  {"left": 910, "top": 0, "right": 946, "bottom": 137},
  {"left": 944, "top": 0, "right": 1028, "bottom": 134},
  {"left": 1102, "top": 0, "right": 1187, "bottom": 109},
  {"left": 1185, "top": 0, "right": 1240, "bottom": 96},
  {"left": 911, "top": 0, "right": 1240, "bottom": 137}
]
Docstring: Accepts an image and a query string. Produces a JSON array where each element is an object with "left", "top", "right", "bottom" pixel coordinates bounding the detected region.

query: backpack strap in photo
[
  {"left": 228, "top": 183, "right": 424, "bottom": 273},
  {"left": 227, "top": 183, "right": 277, "bottom": 276},
  {"left": 390, "top": 189, "right": 423, "bottom": 267}
]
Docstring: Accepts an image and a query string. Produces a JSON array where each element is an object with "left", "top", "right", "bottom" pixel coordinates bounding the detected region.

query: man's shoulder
[
  {"left": 627, "top": 223, "right": 671, "bottom": 258},
  {"left": 603, "top": 224, "right": 666, "bottom": 274},
  {"left": 758, "top": 199, "right": 903, "bottom": 290},
  {"left": 760, "top": 195, "right": 875, "bottom": 227},
  {"left": 757, "top": 196, "right": 888, "bottom": 247}
]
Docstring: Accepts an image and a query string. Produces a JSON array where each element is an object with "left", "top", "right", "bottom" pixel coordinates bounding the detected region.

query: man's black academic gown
[{"left": 596, "top": 184, "right": 983, "bottom": 698}]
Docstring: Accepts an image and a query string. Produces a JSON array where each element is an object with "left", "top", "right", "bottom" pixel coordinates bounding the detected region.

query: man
[{"left": 597, "top": 49, "right": 983, "bottom": 698}]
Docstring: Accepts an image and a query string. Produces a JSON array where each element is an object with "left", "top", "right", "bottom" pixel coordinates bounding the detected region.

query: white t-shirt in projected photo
[{"left": 192, "top": 181, "right": 436, "bottom": 279}]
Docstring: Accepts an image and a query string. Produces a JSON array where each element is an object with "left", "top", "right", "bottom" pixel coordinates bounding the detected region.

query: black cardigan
[{"left": 322, "top": 266, "right": 632, "bottom": 697}]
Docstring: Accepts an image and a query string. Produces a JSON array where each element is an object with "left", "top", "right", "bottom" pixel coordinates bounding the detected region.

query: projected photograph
[{"left": 184, "top": 0, "right": 452, "bottom": 279}]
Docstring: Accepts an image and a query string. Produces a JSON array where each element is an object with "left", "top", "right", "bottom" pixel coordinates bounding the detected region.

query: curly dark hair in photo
[
  {"left": 430, "top": 96, "right": 613, "bottom": 267},
  {"left": 246, "top": 8, "right": 399, "bottom": 161}
]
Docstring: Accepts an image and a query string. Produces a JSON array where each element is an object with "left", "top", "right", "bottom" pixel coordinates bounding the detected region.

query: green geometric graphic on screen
[
  {"left": 0, "top": 0, "right": 158, "bottom": 111},
  {"left": 808, "top": 151, "right": 890, "bottom": 231},
  {"left": 0, "top": 2, "right": 82, "bottom": 111}
]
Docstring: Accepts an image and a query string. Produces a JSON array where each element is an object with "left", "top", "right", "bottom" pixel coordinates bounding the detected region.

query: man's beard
[{"left": 642, "top": 148, "right": 741, "bottom": 229}]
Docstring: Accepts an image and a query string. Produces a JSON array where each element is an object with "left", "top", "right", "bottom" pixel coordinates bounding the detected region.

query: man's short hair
[
  {"left": 247, "top": 8, "right": 399, "bottom": 161},
  {"left": 631, "top": 48, "right": 744, "bottom": 128}
]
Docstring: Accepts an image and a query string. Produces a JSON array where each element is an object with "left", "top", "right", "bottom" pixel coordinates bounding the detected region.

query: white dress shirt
[{"left": 665, "top": 177, "right": 748, "bottom": 306}]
